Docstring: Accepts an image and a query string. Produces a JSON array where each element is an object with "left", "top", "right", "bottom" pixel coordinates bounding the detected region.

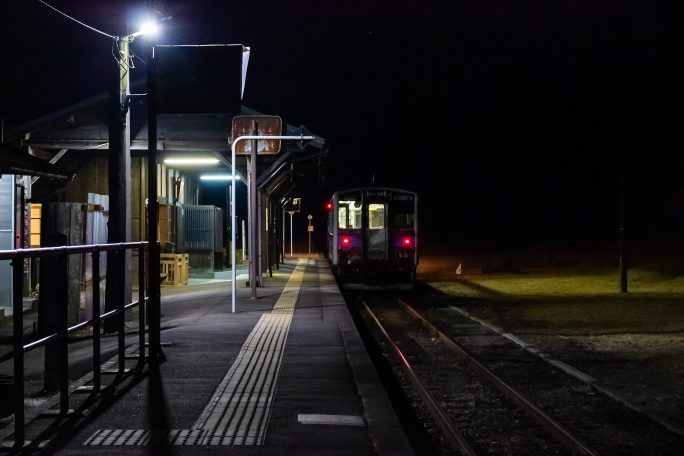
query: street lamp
[{"left": 106, "top": 20, "right": 161, "bottom": 333}]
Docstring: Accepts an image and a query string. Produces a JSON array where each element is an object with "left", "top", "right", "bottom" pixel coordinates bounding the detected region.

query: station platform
[{"left": 10, "top": 254, "right": 413, "bottom": 455}]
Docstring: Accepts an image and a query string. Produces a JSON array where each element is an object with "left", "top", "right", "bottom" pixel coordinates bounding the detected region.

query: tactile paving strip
[{"left": 83, "top": 259, "right": 308, "bottom": 446}]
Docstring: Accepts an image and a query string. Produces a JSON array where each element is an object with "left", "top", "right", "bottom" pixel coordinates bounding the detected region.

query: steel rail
[
  {"left": 394, "top": 296, "right": 599, "bottom": 456},
  {"left": 358, "top": 297, "right": 478, "bottom": 456}
]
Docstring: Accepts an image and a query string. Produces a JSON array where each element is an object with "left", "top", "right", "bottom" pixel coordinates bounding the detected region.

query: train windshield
[
  {"left": 367, "top": 203, "right": 387, "bottom": 260},
  {"left": 391, "top": 194, "right": 415, "bottom": 229},
  {"left": 338, "top": 197, "right": 362, "bottom": 229},
  {"left": 368, "top": 204, "right": 385, "bottom": 229}
]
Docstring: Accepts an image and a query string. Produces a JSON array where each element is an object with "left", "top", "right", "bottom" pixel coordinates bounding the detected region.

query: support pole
[
  {"left": 249, "top": 124, "right": 258, "bottom": 298},
  {"left": 147, "top": 43, "right": 162, "bottom": 361},
  {"left": 230, "top": 135, "right": 314, "bottom": 312},
  {"left": 12, "top": 259, "right": 25, "bottom": 448},
  {"left": 290, "top": 212, "right": 293, "bottom": 257}
]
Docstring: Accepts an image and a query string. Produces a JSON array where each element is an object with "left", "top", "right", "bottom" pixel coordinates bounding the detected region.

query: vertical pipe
[
  {"left": 92, "top": 251, "right": 101, "bottom": 392},
  {"left": 138, "top": 244, "right": 146, "bottom": 367},
  {"left": 290, "top": 212, "right": 293, "bottom": 257},
  {"left": 12, "top": 259, "right": 25, "bottom": 448},
  {"left": 282, "top": 207, "right": 285, "bottom": 263},
  {"left": 147, "top": 43, "right": 161, "bottom": 360}
]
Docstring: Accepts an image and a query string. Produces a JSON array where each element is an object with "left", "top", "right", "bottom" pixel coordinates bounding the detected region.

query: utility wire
[{"left": 36, "top": 0, "right": 118, "bottom": 40}]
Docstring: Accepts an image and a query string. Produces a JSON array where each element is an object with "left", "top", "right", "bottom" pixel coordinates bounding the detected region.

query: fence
[
  {"left": 160, "top": 253, "right": 189, "bottom": 286},
  {"left": 0, "top": 241, "right": 148, "bottom": 449}
]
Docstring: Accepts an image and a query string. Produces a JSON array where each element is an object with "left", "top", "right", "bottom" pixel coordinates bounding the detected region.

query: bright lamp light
[
  {"left": 139, "top": 21, "right": 159, "bottom": 36},
  {"left": 200, "top": 174, "right": 240, "bottom": 181},
  {"left": 163, "top": 157, "right": 220, "bottom": 166}
]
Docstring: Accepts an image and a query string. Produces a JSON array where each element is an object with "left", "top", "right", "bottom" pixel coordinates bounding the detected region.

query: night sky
[{"left": 2, "top": 1, "right": 684, "bottom": 256}]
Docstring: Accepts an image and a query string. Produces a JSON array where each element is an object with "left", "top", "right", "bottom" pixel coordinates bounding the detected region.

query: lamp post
[{"left": 106, "top": 21, "right": 159, "bottom": 333}]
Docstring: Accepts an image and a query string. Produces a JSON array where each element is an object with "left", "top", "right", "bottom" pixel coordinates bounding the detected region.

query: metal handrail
[
  {"left": 0, "top": 241, "right": 146, "bottom": 260},
  {"left": 2, "top": 241, "right": 148, "bottom": 449}
]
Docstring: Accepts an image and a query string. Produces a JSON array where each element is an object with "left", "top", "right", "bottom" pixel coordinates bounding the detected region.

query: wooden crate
[{"left": 160, "top": 253, "right": 189, "bottom": 286}]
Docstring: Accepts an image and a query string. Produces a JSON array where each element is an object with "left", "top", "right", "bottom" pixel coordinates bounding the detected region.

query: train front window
[
  {"left": 391, "top": 200, "right": 415, "bottom": 228},
  {"left": 338, "top": 200, "right": 362, "bottom": 229},
  {"left": 368, "top": 204, "right": 385, "bottom": 229}
]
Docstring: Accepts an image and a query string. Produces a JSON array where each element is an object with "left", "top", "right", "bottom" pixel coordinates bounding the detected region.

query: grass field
[{"left": 418, "top": 253, "right": 684, "bottom": 335}]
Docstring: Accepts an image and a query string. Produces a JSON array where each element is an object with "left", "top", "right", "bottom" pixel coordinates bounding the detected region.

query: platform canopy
[{"left": 2, "top": 81, "right": 326, "bottom": 200}]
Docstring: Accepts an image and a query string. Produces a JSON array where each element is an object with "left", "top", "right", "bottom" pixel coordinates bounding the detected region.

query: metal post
[
  {"left": 231, "top": 143, "right": 237, "bottom": 314},
  {"left": 59, "top": 258, "right": 69, "bottom": 413},
  {"left": 117, "top": 250, "right": 126, "bottom": 379},
  {"left": 282, "top": 207, "right": 285, "bottom": 263},
  {"left": 138, "top": 244, "right": 146, "bottom": 368},
  {"left": 227, "top": 184, "right": 231, "bottom": 268},
  {"left": 290, "top": 212, "right": 293, "bottom": 257},
  {"left": 230, "top": 135, "right": 315, "bottom": 312},
  {"left": 619, "top": 143, "right": 628, "bottom": 293},
  {"left": 147, "top": 43, "right": 162, "bottom": 360},
  {"left": 92, "top": 251, "right": 101, "bottom": 391},
  {"left": 307, "top": 214, "right": 312, "bottom": 254},
  {"left": 241, "top": 220, "right": 246, "bottom": 263},
  {"left": 12, "top": 259, "right": 25, "bottom": 448},
  {"left": 249, "top": 124, "right": 259, "bottom": 298}
]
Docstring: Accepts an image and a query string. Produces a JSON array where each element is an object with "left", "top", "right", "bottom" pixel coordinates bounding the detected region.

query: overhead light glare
[
  {"left": 164, "top": 157, "right": 220, "bottom": 165},
  {"left": 200, "top": 174, "right": 241, "bottom": 181},
  {"left": 128, "top": 21, "right": 160, "bottom": 39},
  {"left": 139, "top": 21, "right": 159, "bottom": 36}
]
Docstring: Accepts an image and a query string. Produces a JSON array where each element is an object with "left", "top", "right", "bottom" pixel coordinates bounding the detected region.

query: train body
[{"left": 327, "top": 187, "right": 418, "bottom": 288}]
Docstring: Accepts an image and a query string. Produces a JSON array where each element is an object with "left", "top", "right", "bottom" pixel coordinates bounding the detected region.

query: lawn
[{"left": 418, "top": 254, "right": 684, "bottom": 335}]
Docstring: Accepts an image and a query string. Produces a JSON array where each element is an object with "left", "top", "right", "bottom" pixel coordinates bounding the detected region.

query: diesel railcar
[{"left": 327, "top": 187, "right": 418, "bottom": 288}]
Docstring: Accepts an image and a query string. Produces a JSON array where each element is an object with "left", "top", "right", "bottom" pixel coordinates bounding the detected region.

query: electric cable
[{"left": 36, "top": 0, "right": 118, "bottom": 40}]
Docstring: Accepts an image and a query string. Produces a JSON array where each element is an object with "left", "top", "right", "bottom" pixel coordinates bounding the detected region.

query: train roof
[{"left": 331, "top": 187, "right": 417, "bottom": 197}]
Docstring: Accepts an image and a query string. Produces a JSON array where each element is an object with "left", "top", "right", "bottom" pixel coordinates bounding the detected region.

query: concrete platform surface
[{"left": 3, "top": 255, "right": 412, "bottom": 455}]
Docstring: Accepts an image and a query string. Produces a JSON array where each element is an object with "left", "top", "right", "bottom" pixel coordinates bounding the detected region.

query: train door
[{"left": 366, "top": 202, "right": 387, "bottom": 261}]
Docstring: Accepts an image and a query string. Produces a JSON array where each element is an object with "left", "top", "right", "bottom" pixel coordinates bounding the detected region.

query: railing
[{"left": 0, "top": 242, "right": 148, "bottom": 449}]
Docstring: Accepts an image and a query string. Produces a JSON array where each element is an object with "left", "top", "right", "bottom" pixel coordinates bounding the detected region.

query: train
[{"left": 327, "top": 187, "right": 418, "bottom": 288}]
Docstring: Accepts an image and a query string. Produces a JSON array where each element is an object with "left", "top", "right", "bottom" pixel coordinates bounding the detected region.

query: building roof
[{"left": 2, "top": 82, "right": 326, "bottom": 198}]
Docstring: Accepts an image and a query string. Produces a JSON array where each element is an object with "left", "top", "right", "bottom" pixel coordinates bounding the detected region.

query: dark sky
[{"left": 2, "top": 0, "right": 684, "bottom": 253}]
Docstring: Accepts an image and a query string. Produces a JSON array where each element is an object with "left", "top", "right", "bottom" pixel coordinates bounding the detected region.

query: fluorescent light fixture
[
  {"left": 200, "top": 174, "right": 240, "bottom": 181},
  {"left": 163, "top": 157, "right": 220, "bottom": 165}
]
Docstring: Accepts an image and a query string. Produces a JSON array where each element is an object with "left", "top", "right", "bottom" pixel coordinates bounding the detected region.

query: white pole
[
  {"left": 231, "top": 135, "right": 314, "bottom": 312},
  {"left": 231, "top": 140, "right": 237, "bottom": 313}
]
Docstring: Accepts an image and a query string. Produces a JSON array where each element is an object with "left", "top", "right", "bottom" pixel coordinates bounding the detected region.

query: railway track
[{"left": 352, "top": 291, "right": 684, "bottom": 455}]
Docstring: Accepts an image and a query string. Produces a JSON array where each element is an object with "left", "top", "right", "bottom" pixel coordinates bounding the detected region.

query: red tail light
[
  {"left": 341, "top": 237, "right": 350, "bottom": 246},
  {"left": 326, "top": 202, "right": 332, "bottom": 210},
  {"left": 402, "top": 237, "right": 412, "bottom": 247}
]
